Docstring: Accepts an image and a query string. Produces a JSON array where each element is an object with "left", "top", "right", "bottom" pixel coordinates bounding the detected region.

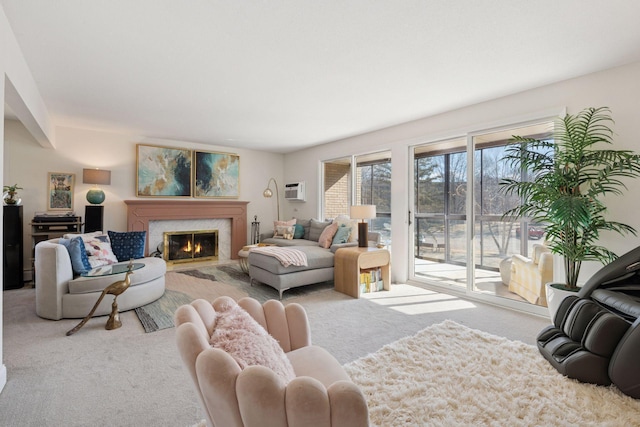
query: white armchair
[{"left": 508, "top": 244, "right": 553, "bottom": 306}]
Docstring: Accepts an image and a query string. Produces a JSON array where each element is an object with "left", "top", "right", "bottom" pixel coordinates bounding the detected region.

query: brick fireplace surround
[{"left": 124, "top": 200, "right": 249, "bottom": 259}]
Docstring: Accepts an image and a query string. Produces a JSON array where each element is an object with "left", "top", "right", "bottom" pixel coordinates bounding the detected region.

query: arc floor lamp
[{"left": 263, "top": 178, "right": 280, "bottom": 221}]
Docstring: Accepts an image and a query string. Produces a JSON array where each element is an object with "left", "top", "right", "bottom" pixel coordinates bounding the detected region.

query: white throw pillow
[{"left": 334, "top": 215, "right": 359, "bottom": 243}]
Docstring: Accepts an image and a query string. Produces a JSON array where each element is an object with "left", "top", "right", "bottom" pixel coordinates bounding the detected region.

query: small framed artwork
[
  {"left": 136, "top": 144, "right": 192, "bottom": 197},
  {"left": 194, "top": 150, "right": 240, "bottom": 198},
  {"left": 48, "top": 172, "right": 75, "bottom": 211}
]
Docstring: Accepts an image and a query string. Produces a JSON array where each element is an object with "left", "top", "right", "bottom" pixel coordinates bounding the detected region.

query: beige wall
[
  {"left": 284, "top": 60, "right": 640, "bottom": 285},
  {"left": 4, "top": 122, "right": 285, "bottom": 273}
]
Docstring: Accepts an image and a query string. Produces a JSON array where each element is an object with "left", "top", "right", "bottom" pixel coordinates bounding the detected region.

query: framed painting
[
  {"left": 136, "top": 144, "right": 192, "bottom": 197},
  {"left": 48, "top": 172, "right": 75, "bottom": 211},
  {"left": 194, "top": 150, "right": 240, "bottom": 198}
]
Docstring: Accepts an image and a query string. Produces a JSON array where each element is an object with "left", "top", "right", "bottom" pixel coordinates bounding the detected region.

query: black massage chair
[{"left": 537, "top": 245, "right": 640, "bottom": 398}]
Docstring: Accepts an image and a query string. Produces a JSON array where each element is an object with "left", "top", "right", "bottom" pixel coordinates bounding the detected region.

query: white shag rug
[{"left": 344, "top": 320, "right": 640, "bottom": 427}]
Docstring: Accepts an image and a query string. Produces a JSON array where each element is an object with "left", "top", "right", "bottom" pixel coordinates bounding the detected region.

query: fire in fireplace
[{"left": 163, "top": 229, "right": 218, "bottom": 264}]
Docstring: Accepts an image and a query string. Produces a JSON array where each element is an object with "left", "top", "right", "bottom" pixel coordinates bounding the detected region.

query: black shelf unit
[
  {"left": 84, "top": 205, "right": 104, "bottom": 233},
  {"left": 3, "top": 205, "right": 24, "bottom": 290}
]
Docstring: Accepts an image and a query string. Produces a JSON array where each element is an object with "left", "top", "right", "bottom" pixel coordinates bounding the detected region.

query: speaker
[
  {"left": 3, "top": 205, "right": 24, "bottom": 290},
  {"left": 84, "top": 205, "right": 104, "bottom": 233}
]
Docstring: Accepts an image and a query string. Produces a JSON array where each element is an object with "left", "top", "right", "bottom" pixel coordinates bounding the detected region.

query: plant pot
[{"left": 545, "top": 282, "right": 579, "bottom": 322}]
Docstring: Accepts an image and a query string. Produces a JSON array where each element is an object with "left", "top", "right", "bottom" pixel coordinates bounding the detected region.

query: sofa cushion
[
  {"left": 260, "top": 238, "right": 319, "bottom": 247},
  {"left": 334, "top": 215, "right": 359, "bottom": 243},
  {"left": 67, "top": 257, "right": 166, "bottom": 294},
  {"left": 295, "top": 219, "right": 311, "bottom": 239},
  {"left": 293, "top": 224, "right": 305, "bottom": 239},
  {"left": 249, "top": 246, "right": 334, "bottom": 275},
  {"left": 273, "top": 225, "right": 294, "bottom": 240},
  {"left": 286, "top": 345, "right": 351, "bottom": 388},
  {"left": 332, "top": 224, "right": 352, "bottom": 245},
  {"left": 309, "top": 219, "right": 332, "bottom": 242},
  {"left": 64, "top": 231, "right": 118, "bottom": 267},
  {"left": 107, "top": 231, "right": 146, "bottom": 262},
  {"left": 58, "top": 236, "right": 91, "bottom": 275},
  {"left": 318, "top": 222, "right": 339, "bottom": 249},
  {"left": 210, "top": 302, "right": 296, "bottom": 383}
]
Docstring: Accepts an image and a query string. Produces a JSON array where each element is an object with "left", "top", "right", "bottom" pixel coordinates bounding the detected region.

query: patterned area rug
[
  {"left": 344, "top": 320, "right": 640, "bottom": 426},
  {"left": 174, "top": 263, "right": 334, "bottom": 303},
  {"left": 134, "top": 289, "right": 195, "bottom": 333}
]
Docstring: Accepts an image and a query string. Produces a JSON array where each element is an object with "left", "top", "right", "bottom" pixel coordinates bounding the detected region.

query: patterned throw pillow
[
  {"left": 108, "top": 231, "right": 147, "bottom": 262},
  {"left": 63, "top": 231, "right": 118, "bottom": 268},
  {"left": 273, "top": 225, "right": 294, "bottom": 240},
  {"left": 85, "top": 235, "right": 119, "bottom": 267},
  {"left": 332, "top": 224, "right": 352, "bottom": 245}
]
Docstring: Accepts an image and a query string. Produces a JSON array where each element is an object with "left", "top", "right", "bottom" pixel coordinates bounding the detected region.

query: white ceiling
[{"left": 3, "top": 1, "right": 640, "bottom": 153}]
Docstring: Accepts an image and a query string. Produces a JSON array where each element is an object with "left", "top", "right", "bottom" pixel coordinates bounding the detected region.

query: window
[{"left": 356, "top": 152, "right": 391, "bottom": 244}]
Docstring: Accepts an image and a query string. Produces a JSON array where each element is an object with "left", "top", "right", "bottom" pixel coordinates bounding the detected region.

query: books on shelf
[{"left": 359, "top": 267, "right": 384, "bottom": 294}]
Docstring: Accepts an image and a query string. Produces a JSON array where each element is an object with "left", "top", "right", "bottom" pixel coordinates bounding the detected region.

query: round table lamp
[{"left": 83, "top": 168, "right": 111, "bottom": 204}]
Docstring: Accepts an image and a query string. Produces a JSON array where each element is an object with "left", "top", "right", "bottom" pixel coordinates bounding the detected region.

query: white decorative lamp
[
  {"left": 350, "top": 205, "right": 376, "bottom": 248},
  {"left": 263, "top": 177, "right": 280, "bottom": 221},
  {"left": 83, "top": 168, "right": 111, "bottom": 205}
]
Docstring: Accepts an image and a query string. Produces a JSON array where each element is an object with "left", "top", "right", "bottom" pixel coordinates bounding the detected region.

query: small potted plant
[
  {"left": 499, "top": 107, "right": 640, "bottom": 317},
  {"left": 3, "top": 184, "right": 23, "bottom": 205}
]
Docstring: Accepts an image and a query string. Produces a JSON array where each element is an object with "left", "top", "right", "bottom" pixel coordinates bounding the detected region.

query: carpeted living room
[{"left": 3, "top": 2, "right": 640, "bottom": 426}]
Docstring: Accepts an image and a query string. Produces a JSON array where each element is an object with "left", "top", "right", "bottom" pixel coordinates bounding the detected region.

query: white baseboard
[
  {"left": 0, "top": 364, "right": 6, "bottom": 394},
  {"left": 23, "top": 269, "right": 33, "bottom": 283}
]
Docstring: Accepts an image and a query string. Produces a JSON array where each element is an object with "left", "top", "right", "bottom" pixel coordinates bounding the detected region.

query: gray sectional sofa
[{"left": 248, "top": 218, "right": 380, "bottom": 298}]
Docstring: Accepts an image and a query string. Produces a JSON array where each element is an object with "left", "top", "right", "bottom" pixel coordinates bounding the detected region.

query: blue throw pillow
[
  {"left": 293, "top": 224, "right": 305, "bottom": 239},
  {"left": 59, "top": 236, "right": 91, "bottom": 275},
  {"left": 107, "top": 231, "right": 146, "bottom": 262},
  {"left": 332, "top": 225, "right": 352, "bottom": 245}
]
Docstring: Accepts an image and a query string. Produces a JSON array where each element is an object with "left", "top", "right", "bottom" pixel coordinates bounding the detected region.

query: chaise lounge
[{"left": 249, "top": 218, "right": 380, "bottom": 298}]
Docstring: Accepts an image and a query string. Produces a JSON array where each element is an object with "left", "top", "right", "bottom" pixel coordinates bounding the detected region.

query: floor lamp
[
  {"left": 350, "top": 205, "right": 376, "bottom": 247},
  {"left": 263, "top": 177, "right": 280, "bottom": 221}
]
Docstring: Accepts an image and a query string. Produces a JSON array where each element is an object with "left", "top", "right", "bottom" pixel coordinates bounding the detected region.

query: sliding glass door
[
  {"left": 413, "top": 138, "right": 468, "bottom": 288},
  {"left": 411, "top": 121, "right": 554, "bottom": 309}
]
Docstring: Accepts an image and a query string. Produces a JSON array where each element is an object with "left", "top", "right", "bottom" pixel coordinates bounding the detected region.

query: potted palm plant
[{"left": 500, "top": 107, "right": 640, "bottom": 317}]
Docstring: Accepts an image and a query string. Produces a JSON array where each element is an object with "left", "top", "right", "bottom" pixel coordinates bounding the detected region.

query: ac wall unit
[{"left": 284, "top": 181, "right": 305, "bottom": 201}]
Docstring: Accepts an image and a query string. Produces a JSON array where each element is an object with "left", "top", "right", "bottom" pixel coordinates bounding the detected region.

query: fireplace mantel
[{"left": 124, "top": 200, "right": 249, "bottom": 259}]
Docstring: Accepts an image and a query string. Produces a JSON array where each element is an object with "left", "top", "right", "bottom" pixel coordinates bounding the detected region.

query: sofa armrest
[
  {"left": 35, "top": 241, "right": 74, "bottom": 320},
  {"left": 260, "top": 231, "right": 274, "bottom": 242},
  {"left": 330, "top": 242, "right": 358, "bottom": 253}
]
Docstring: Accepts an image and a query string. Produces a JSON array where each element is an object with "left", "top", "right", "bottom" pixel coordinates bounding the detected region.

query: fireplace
[
  {"left": 125, "top": 200, "right": 248, "bottom": 260},
  {"left": 163, "top": 230, "right": 218, "bottom": 264}
]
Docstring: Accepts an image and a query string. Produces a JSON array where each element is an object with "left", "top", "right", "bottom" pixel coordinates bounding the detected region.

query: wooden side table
[{"left": 334, "top": 247, "right": 390, "bottom": 298}]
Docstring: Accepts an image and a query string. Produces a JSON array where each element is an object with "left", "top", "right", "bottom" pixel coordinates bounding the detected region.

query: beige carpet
[
  {"left": 0, "top": 262, "right": 555, "bottom": 426},
  {"left": 345, "top": 320, "right": 640, "bottom": 426}
]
